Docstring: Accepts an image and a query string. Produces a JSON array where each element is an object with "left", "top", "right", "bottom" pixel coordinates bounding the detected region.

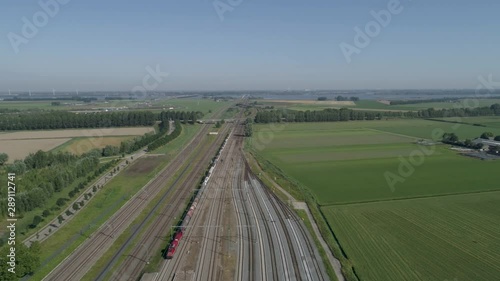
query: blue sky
[{"left": 1, "top": 0, "right": 499, "bottom": 91}]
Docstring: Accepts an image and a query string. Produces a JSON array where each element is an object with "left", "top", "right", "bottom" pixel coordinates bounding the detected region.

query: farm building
[{"left": 472, "top": 138, "right": 500, "bottom": 150}]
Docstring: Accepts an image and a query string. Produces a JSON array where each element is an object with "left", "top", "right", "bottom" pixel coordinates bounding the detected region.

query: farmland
[
  {"left": 258, "top": 98, "right": 500, "bottom": 112},
  {"left": 152, "top": 98, "right": 233, "bottom": 116},
  {"left": 0, "top": 127, "right": 153, "bottom": 162},
  {"left": 53, "top": 136, "right": 136, "bottom": 155},
  {"left": 323, "top": 191, "right": 500, "bottom": 281},
  {"left": 436, "top": 116, "right": 500, "bottom": 129},
  {"left": 250, "top": 118, "right": 500, "bottom": 280},
  {"left": 0, "top": 97, "right": 233, "bottom": 117}
]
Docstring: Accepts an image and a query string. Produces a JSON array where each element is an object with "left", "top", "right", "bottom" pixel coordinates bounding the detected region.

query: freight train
[{"left": 164, "top": 135, "right": 229, "bottom": 259}]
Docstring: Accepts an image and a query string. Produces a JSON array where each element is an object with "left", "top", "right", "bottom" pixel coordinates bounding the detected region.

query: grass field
[
  {"left": 254, "top": 121, "right": 500, "bottom": 205},
  {"left": 152, "top": 98, "right": 233, "bottom": 117},
  {"left": 250, "top": 119, "right": 500, "bottom": 280},
  {"left": 437, "top": 116, "right": 500, "bottom": 129}
]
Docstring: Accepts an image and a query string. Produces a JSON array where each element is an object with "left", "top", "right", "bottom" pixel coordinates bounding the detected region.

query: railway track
[
  {"left": 105, "top": 125, "right": 231, "bottom": 280},
  {"left": 250, "top": 173, "right": 328, "bottom": 281},
  {"left": 150, "top": 119, "right": 328, "bottom": 281},
  {"left": 233, "top": 159, "right": 257, "bottom": 281},
  {"left": 154, "top": 124, "right": 238, "bottom": 280},
  {"left": 195, "top": 132, "right": 238, "bottom": 281},
  {"left": 43, "top": 123, "right": 216, "bottom": 281}
]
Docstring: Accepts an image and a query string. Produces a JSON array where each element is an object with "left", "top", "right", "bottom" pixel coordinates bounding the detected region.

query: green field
[
  {"left": 323, "top": 192, "right": 500, "bottom": 281},
  {"left": 152, "top": 98, "right": 233, "bottom": 116},
  {"left": 250, "top": 119, "right": 500, "bottom": 280},
  {"left": 254, "top": 120, "right": 500, "bottom": 204},
  {"left": 437, "top": 116, "right": 500, "bottom": 129}
]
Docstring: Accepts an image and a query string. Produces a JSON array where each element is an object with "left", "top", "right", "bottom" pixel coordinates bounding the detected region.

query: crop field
[
  {"left": 53, "top": 136, "right": 136, "bottom": 155},
  {"left": 251, "top": 119, "right": 500, "bottom": 280},
  {"left": 323, "top": 191, "right": 500, "bottom": 281},
  {"left": 0, "top": 138, "right": 71, "bottom": 161},
  {"left": 0, "top": 127, "right": 153, "bottom": 161}
]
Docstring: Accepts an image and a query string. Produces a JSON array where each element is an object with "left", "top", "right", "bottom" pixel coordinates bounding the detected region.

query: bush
[
  {"left": 56, "top": 198, "right": 67, "bottom": 207},
  {"left": 42, "top": 210, "right": 50, "bottom": 217}
]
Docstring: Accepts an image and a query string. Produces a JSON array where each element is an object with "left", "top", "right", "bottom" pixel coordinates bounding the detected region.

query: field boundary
[{"left": 320, "top": 188, "right": 500, "bottom": 207}]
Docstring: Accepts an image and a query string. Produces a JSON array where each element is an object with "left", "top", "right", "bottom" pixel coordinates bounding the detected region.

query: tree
[
  {"left": 442, "top": 133, "right": 459, "bottom": 143},
  {"left": 464, "top": 139, "right": 473, "bottom": 147},
  {"left": 480, "top": 132, "right": 494, "bottom": 139},
  {"left": 42, "top": 210, "right": 50, "bottom": 217},
  {"left": 56, "top": 198, "right": 67, "bottom": 207},
  {"left": 30, "top": 215, "right": 43, "bottom": 228},
  {"left": 317, "top": 97, "right": 327, "bottom": 101},
  {"left": 0, "top": 153, "right": 8, "bottom": 165},
  {"left": 495, "top": 136, "right": 500, "bottom": 141}
]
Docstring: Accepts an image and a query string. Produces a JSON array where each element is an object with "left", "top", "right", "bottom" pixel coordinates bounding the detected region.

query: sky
[{"left": 1, "top": 0, "right": 499, "bottom": 91}]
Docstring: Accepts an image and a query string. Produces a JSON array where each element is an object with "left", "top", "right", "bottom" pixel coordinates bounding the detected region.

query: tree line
[
  {"left": 0, "top": 110, "right": 204, "bottom": 131},
  {"left": 254, "top": 104, "right": 500, "bottom": 123},
  {"left": 159, "top": 110, "right": 203, "bottom": 123},
  {"left": 0, "top": 150, "right": 101, "bottom": 217},
  {"left": 148, "top": 121, "right": 182, "bottom": 151},
  {"left": 244, "top": 118, "right": 253, "bottom": 137},
  {"left": 0, "top": 111, "right": 156, "bottom": 130}
]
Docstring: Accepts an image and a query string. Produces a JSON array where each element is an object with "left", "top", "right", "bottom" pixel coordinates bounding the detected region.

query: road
[{"left": 153, "top": 122, "right": 328, "bottom": 281}]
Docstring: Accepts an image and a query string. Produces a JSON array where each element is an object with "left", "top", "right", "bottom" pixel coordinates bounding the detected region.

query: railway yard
[
  {"left": 39, "top": 114, "right": 329, "bottom": 280},
  {"left": 32, "top": 102, "right": 330, "bottom": 281},
  {"left": 144, "top": 122, "right": 328, "bottom": 281}
]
